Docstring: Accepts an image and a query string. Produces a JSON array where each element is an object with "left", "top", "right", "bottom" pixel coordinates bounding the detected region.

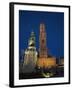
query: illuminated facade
[
  {"left": 37, "top": 23, "right": 56, "bottom": 68},
  {"left": 39, "top": 23, "right": 48, "bottom": 58},
  {"left": 37, "top": 57, "right": 56, "bottom": 68},
  {"left": 23, "top": 32, "right": 37, "bottom": 73}
]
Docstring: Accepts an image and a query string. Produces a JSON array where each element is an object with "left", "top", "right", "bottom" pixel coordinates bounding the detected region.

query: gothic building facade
[{"left": 37, "top": 23, "right": 56, "bottom": 68}]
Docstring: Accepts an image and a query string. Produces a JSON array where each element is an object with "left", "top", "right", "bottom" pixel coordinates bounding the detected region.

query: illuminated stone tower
[
  {"left": 23, "top": 31, "right": 37, "bottom": 73},
  {"left": 37, "top": 23, "right": 56, "bottom": 69},
  {"left": 39, "top": 23, "right": 48, "bottom": 58}
]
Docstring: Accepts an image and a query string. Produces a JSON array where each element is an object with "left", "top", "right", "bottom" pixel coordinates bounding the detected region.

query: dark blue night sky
[{"left": 19, "top": 10, "right": 64, "bottom": 58}]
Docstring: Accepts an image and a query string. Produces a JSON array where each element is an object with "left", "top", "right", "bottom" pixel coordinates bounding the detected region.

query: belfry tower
[
  {"left": 39, "top": 23, "right": 48, "bottom": 58},
  {"left": 23, "top": 32, "right": 37, "bottom": 73}
]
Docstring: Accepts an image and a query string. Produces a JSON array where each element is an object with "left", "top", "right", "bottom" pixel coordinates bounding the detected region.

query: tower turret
[{"left": 28, "top": 31, "right": 35, "bottom": 47}]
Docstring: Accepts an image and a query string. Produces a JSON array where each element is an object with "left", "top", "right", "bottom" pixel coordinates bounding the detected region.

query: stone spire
[{"left": 39, "top": 23, "right": 48, "bottom": 58}]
